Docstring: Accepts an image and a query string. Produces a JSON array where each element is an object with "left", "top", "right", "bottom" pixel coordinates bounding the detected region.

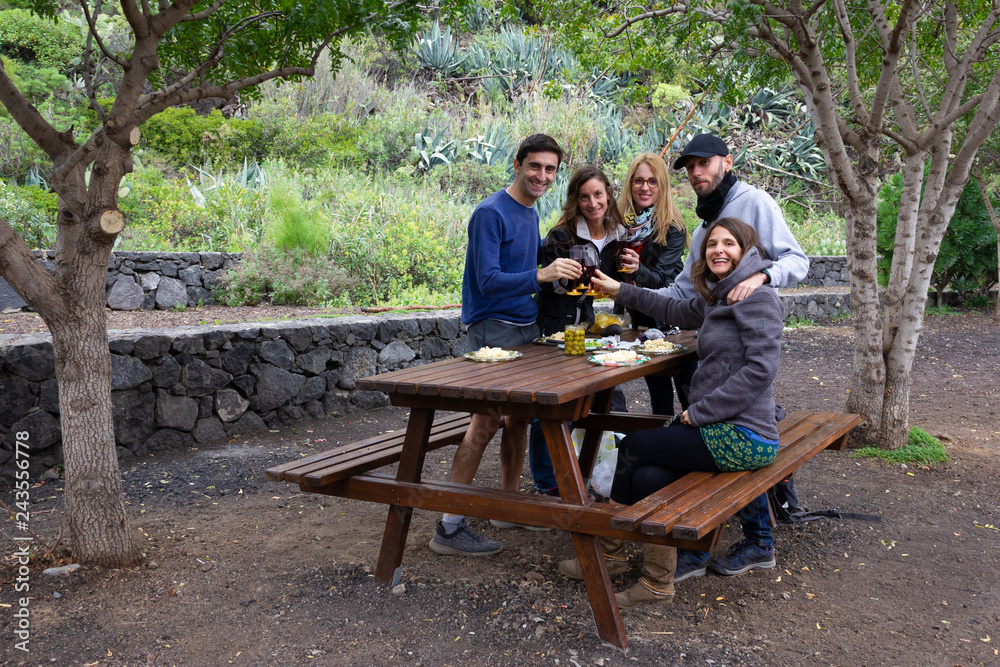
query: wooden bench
[
  {"left": 609, "top": 409, "right": 861, "bottom": 543},
  {"left": 265, "top": 412, "right": 489, "bottom": 488},
  {"left": 266, "top": 408, "right": 859, "bottom": 551}
]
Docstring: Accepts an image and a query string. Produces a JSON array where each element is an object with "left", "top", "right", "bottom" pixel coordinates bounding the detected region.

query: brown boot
[
  {"left": 615, "top": 544, "right": 676, "bottom": 610},
  {"left": 558, "top": 536, "right": 628, "bottom": 579}
]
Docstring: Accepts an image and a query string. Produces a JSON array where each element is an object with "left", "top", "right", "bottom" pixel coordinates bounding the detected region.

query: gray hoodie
[
  {"left": 662, "top": 180, "right": 809, "bottom": 300},
  {"left": 617, "top": 247, "right": 782, "bottom": 439}
]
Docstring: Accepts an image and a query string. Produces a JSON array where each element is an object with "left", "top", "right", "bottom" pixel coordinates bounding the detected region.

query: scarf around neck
[
  {"left": 622, "top": 205, "right": 656, "bottom": 244},
  {"left": 695, "top": 171, "right": 738, "bottom": 224}
]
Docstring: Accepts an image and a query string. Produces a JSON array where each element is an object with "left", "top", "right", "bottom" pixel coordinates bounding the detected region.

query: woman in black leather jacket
[{"left": 616, "top": 153, "right": 689, "bottom": 416}]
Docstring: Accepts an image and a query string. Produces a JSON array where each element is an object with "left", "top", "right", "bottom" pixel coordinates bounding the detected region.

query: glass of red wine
[{"left": 568, "top": 245, "right": 598, "bottom": 295}]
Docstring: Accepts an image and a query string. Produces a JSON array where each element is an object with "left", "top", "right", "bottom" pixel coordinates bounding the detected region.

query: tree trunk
[
  {"left": 973, "top": 166, "right": 1000, "bottom": 322},
  {"left": 842, "top": 156, "right": 884, "bottom": 446},
  {"left": 51, "top": 315, "right": 140, "bottom": 566}
]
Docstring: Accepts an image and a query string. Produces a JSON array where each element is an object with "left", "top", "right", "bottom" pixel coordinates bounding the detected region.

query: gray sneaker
[
  {"left": 489, "top": 518, "right": 552, "bottom": 532},
  {"left": 429, "top": 520, "right": 502, "bottom": 556}
]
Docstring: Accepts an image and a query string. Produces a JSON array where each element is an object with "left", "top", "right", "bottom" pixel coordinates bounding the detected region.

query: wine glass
[
  {"left": 567, "top": 245, "right": 588, "bottom": 295},
  {"left": 580, "top": 245, "right": 600, "bottom": 295}
]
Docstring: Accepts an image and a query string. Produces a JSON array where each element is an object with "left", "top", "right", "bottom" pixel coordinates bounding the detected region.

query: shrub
[
  {"left": 436, "top": 161, "right": 508, "bottom": 202},
  {"left": 850, "top": 427, "right": 949, "bottom": 465},
  {"left": 215, "top": 246, "right": 350, "bottom": 306},
  {"left": 0, "top": 9, "right": 83, "bottom": 70},
  {"left": 264, "top": 183, "right": 330, "bottom": 256},
  {"left": 0, "top": 113, "right": 49, "bottom": 179},
  {"left": 116, "top": 168, "right": 220, "bottom": 250},
  {"left": 878, "top": 172, "right": 998, "bottom": 302},
  {"left": 141, "top": 107, "right": 226, "bottom": 167},
  {"left": 0, "top": 181, "right": 57, "bottom": 248}
]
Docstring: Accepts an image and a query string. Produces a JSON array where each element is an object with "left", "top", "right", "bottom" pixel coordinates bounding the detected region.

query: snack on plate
[
  {"left": 600, "top": 350, "right": 640, "bottom": 364},
  {"left": 641, "top": 339, "right": 678, "bottom": 352},
  {"left": 475, "top": 346, "right": 508, "bottom": 358},
  {"left": 548, "top": 331, "right": 565, "bottom": 341},
  {"left": 589, "top": 313, "right": 624, "bottom": 334}
]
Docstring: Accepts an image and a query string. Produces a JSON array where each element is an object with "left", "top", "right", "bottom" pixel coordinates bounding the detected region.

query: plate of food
[
  {"left": 534, "top": 331, "right": 564, "bottom": 346},
  {"left": 588, "top": 350, "right": 651, "bottom": 367},
  {"left": 464, "top": 347, "right": 523, "bottom": 362},
  {"left": 635, "top": 339, "right": 687, "bottom": 355}
]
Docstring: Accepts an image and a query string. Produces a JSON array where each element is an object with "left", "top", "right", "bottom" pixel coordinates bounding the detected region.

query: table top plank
[{"left": 359, "top": 331, "right": 698, "bottom": 406}]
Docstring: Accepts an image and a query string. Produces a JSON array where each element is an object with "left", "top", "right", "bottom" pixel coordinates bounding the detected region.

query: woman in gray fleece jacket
[{"left": 561, "top": 217, "right": 784, "bottom": 610}]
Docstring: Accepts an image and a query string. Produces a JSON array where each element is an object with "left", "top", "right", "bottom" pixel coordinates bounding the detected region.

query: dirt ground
[{"left": 2, "top": 311, "right": 998, "bottom": 667}]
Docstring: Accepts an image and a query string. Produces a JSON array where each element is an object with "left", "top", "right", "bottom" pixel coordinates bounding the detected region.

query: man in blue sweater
[
  {"left": 429, "top": 134, "right": 582, "bottom": 557},
  {"left": 663, "top": 134, "right": 809, "bottom": 581}
]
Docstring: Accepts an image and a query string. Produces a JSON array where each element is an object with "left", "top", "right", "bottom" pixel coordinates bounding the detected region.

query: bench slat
[
  {"left": 635, "top": 412, "right": 844, "bottom": 535},
  {"left": 671, "top": 413, "right": 860, "bottom": 540},
  {"left": 610, "top": 409, "right": 819, "bottom": 531},
  {"left": 264, "top": 412, "right": 473, "bottom": 484}
]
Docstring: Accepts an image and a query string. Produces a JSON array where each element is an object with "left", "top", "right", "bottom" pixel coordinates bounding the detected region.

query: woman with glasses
[{"left": 617, "top": 153, "right": 690, "bottom": 416}]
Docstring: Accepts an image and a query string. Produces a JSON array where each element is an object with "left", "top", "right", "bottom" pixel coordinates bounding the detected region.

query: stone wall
[
  {"left": 798, "top": 255, "right": 850, "bottom": 287},
  {"left": 0, "top": 311, "right": 468, "bottom": 485},
  {"left": 0, "top": 252, "right": 852, "bottom": 312}
]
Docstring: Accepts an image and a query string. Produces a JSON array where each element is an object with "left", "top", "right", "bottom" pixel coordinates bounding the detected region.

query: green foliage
[
  {"left": 878, "top": 172, "right": 999, "bottom": 302},
  {"left": 0, "top": 180, "right": 56, "bottom": 248},
  {"left": 264, "top": 183, "right": 331, "bottom": 256},
  {"left": 651, "top": 83, "right": 688, "bottom": 112},
  {"left": 142, "top": 107, "right": 226, "bottom": 168},
  {"left": 436, "top": 161, "right": 508, "bottom": 202},
  {"left": 322, "top": 169, "right": 470, "bottom": 305},
  {"left": 0, "top": 9, "right": 83, "bottom": 70},
  {"left": 924, "top": 304, "right": 962, "bottom": 317},
  {"left": 216, "top": 246, "right": 350, "bottom": 306},
  {"left": 851, "top": 427, "right": 948, "bottom": 465},
  {"left": 783, "top": 316, "right": 817, "bottom": 329}
]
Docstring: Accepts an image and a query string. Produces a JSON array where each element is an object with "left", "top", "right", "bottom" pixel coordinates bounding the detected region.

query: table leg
[
  {"left": 576, "top": 387, "right": 616, "bottom": 479},
  {"left": 541, "top": 419, "right": 628, "bottom": 650},
  {"left": 374, "top": 407, "right": 434, "bottom": 585}
]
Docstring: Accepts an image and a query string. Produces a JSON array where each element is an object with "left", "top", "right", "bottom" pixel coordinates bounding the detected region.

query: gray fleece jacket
[
  {"left": 663, "top": 180, "right": 809, "bottom": 300},
  {"left": 617, "top": 248, "right": 782, "bottom": 439}
]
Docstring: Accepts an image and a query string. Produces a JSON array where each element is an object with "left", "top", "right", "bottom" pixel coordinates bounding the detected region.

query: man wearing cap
[{"left": 660, "top": 133, "right": 809, "bottom": 582}]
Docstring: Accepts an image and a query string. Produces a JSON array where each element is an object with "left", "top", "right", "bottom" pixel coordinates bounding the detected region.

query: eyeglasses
[{"left": 632, "top": 177, "right": 659, "bottom": 189}]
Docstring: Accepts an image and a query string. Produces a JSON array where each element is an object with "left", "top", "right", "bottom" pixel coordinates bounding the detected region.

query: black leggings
[{"left": 610, "top": 424, "right": 721, "bottom": 505}]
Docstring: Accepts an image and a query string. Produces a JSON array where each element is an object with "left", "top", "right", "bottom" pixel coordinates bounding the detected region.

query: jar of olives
[{"left": 564, "top": 324, "right": 587, "bottom": 356}]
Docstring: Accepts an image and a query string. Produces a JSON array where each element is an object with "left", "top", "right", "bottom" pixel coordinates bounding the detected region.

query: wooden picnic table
[
  {"left": 266, "top": 328, "right": 862, "bottom": 650},
  {"left": 354, "top": 331, "right": 699, "bottom": 650}
]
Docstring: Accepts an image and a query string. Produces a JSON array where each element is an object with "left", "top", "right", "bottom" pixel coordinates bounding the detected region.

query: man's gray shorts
[{"left": 466, "top": 319, "right": 540, "bottom": 351}]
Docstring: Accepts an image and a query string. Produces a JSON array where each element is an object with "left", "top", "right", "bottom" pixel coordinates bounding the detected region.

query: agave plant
[
  {"left": 186, "top": 158, "right": 267, "bottom": 207},
  {"left": 411, "top": 127, "right": 458, "bottom": 172},
  {"left": 464, "top": 121, "right": 512, "bottom": 167},
  {"left": 415, "top": 20, "right": 463, "bottom": 75}
]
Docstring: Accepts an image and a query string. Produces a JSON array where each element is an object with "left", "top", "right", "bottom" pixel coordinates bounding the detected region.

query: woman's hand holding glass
[
  {"left": 590, "top": 269, "right": 622, "bottom": 298},
  {"left": 618, "top": 247, "right": 640, "bottom": 274}
]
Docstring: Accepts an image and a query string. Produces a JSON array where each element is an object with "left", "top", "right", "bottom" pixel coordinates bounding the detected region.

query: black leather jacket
[
  {"left": 535, "top": 224, "right": 621, "bottom": 336},
  {"left": 621, "top": 225, "right": 686, "bottom": 328}
]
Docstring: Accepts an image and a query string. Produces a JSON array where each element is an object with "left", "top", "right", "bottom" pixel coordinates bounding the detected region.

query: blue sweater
[{"left": 461, "top": 189, "right": 543, "bottom": 326}]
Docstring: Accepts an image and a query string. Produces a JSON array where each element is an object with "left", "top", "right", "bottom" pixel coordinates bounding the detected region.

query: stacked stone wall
[
  {"left": 0, "top": 253, "right": 853, "bottom": 312},
  {"left": 0, "top": 312, "right": 470, "bottom": 485}
]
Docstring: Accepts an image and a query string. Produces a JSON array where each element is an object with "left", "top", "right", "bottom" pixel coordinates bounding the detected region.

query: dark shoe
[
  {"left": 675, "top": 548, "right": 709, "bottom": 583},
  {"left": 489, "top": 518, "right": 551, "bottom": 532},
  {"left": 428, "top": 520, "right": 502, "bottom": 556},
  {"left": 615, "top": 578, "right": 675, "bottom": 610},
  {"left": 707, "top": 539, "right": 776, "bottom": 576}
]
